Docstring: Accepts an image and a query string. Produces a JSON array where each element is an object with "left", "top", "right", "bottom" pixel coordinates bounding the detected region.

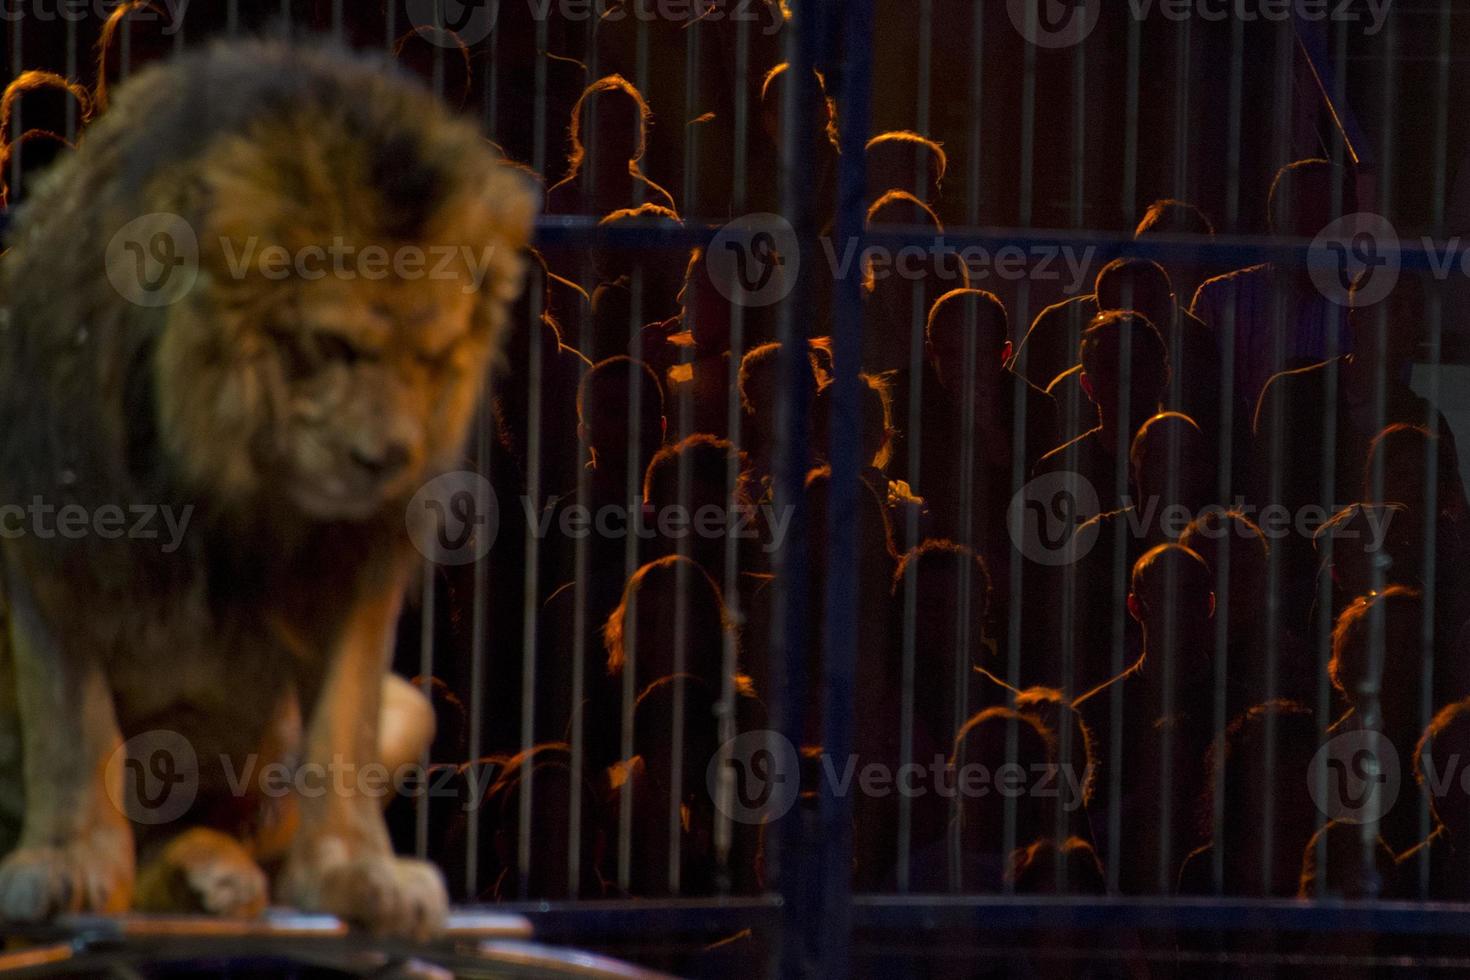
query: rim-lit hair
[
  {"left": 866, "top": 130, "right": 948, "bottom": 188},
  {"left": 567, "top": 74, "right": 652, "bottom": 172}
]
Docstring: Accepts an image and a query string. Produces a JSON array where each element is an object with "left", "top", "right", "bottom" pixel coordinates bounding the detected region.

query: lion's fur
[{"left": 0, "top": 39, "right": 534, "bottom": 923}]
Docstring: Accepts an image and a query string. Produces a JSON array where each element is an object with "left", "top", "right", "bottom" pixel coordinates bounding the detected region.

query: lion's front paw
[
  {"left": 135, "top": 828, "right": 268, "bottom": 918},
  {"left": 0, "top": 835, "right": 135, "bottom": 920},
  {"left": 283, "top": 853, "right": 447, "bottom": 941}
]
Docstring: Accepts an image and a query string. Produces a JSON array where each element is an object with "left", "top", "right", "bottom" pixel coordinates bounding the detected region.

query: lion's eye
[{"left": 315, "top": 333, "right": 364, "bottom": 365}]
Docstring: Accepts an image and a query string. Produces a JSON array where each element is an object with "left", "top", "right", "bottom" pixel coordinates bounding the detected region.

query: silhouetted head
[
  {"left": 1329, "top": 585, "right": 1423, "bottom": 721},
  {"left": 1128, "top": 543, "right": 1216, "bottom": 656},
  {"left": 806, "top": 465, "right": 896, "bottom": 572},
  {"left": 925, "top": 288, "right": 1011, "bottom": 394},
  {"left": 632, "top": 673, "right": 726, "bottom": 795},
  {"left": 812, "top": 373, "right": 896, "bottom": 472},
  {"left": 1094, "top": 258, "right": 1175, "bottom": 334},
  {"left": 1366, "top": 423, "right": 1465, "bottom": 520},
  {"left": 891, "top": 540, "right": 993, "bottom": 737},
  {"left": 1417, "top": 699, "right": 1470, "bottom": 842},
  {"left": 578, "top": 356, "right": 667, "bottom": 485},
  {"left": 594, "top": 204, "right": 683, "bottom": 286},
  {"left": 866, "top": 130, "right": 946, "bottom": 204},
  {"left": 568, "top": 74, "right": 650, "bottom": 170},
  {"left": 1181, "top": 509, "right": 1269, "bottom": 636},
  {"left": 643, "top": 434, "right": 748, "bottom": 570},
  {"left": 1014, "top": 687, "right": 1095, "bottom": 809},
  {"left": 1267, "top": 159, "right": 1356, "bottom": 240},
  {"left": 1134, "top": 199, "right": 1215, "bottom": 240},
  {"left": 1078, "top": 312, "right": 1170, "bottom": 434},
  {"left": 1008, "top": 837, "right": 1105, "bottom": 895},
  {"left": 488, "top": 744, "right": 605, "bottom": 900},
  {"left": 1133, "top": 198, "right": 1217, "bottom": 302},
  {"left": 604, "top": 555, "right": 737, "bottom": 690},
  {"left": 952, "top": 707, "right": 1056, "bottom": 853},
  {"left": 1129, "top": 412, "right": 1213, "bottom": 517},
  {"left": 1199, "top": 700, "right": 1318, "bottom": 891},
  {"left": 760, "top": 62, "right": 838, "bottom": 148}
]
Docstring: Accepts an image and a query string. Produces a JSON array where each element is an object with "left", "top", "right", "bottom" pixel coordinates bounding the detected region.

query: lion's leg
[
  {"left": 134, "top": 827, "right": 268, "bottom": 918},
  {"left": 277, "top": 583, "right": 446, "bottom": 940},
  {"left": 0, "top": 561, "right": 134, "bottom": 919}
]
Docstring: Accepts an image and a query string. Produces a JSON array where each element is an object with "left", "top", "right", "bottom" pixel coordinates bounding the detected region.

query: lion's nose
[{"left": 350, "top": 442, "right": 410, "bottom": 480}]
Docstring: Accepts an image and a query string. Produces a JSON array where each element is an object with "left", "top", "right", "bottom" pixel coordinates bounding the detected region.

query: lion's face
[
  {"left": 258, "top": 278, "right": 487, "bottom": 521},
  {"left": 155, "top": 248, "right": 499, "bottom": 524}
]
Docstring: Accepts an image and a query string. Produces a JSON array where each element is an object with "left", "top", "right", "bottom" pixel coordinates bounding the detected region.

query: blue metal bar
[
  {"left": 818, "top": 0, "right": 873, "bottom": 970},
  {"left": 773, "top": 0, "right": 822, "bottom": 974}
]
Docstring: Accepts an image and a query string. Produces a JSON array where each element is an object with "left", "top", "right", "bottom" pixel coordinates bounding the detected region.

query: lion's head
[{"left": 134, "top": 46, "right": 537, "bottom": 524}]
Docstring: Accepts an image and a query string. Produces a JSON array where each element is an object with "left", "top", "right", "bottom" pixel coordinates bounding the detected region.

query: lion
[{"left": 0, "top": 40, "right": 535, "bottom": 938}]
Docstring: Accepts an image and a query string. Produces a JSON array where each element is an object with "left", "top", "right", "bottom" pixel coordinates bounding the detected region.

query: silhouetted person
[
  {"left": 921, "top": 289, "right": 1059, "bottom": 558},
  {"left": 1365, "top": 425, "right": 1468, "bottom": 626},
  {"left": 1077, "top": 543, "right": 1216, "bottom": 894},
  {"left": 737, "top": 341, "right": 818, "bottom": 494},
  {"left": 1191, "top": 159, "right": 1356, "bottom": 416},
  {"left": 903, "top": 707, "right": 1056, "bottom": 893},
  {"left": 1394, "top": 698, "right": 1470, "bottom": 901},
  {"left": 755, "top": 62, "right": 838, "bottom": 230},
  {"left": 642, "top": 433, "right": 751, "bottom": 579},
  {"left": 1036, "top": 312, "right": 1171, "bottom": 514},
  {"left": 1328, "top": 585, "right": 1441, "bottom": 853},
  {"left": 545, "top": 75, "right": 678, "bottom": 218},
  {"left": 1062, "top": 412, "right": 1214, "bottom": 694},
  {"left": 1178, "top": 700, "right": 1318, "bottom": 896},
  {"left": 622, "top": 673, "right": 763, "bottom": 896},
  {"left": 1012, "top": 198, "right": 1215, "bottom": 390},
  {"left": 486, "top": 744, "right": 610, "bottom": 900},
  {"left": 812, "top": 372, "right": 927, "bottom": 540},
  {"left": 1180, "top": 509, "right": 1312, "bottom": 710}
]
